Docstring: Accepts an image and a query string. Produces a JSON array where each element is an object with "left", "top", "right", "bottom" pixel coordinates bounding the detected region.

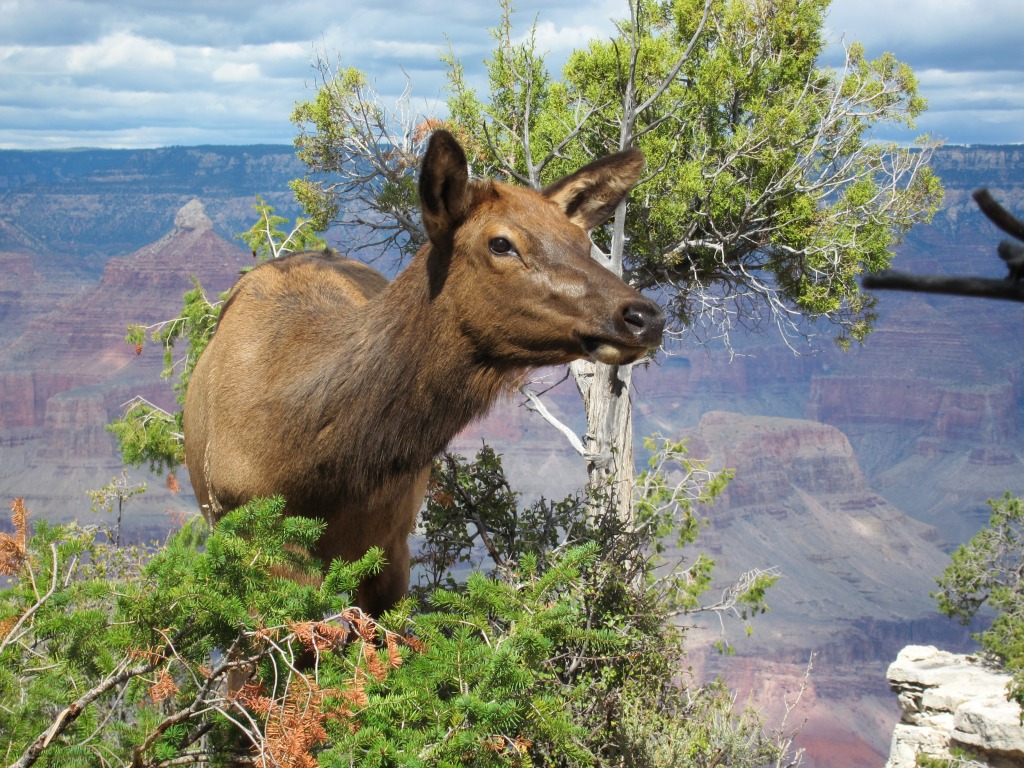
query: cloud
[
  {"left": 0, "top": 0, "right": 1021, "bottom": 149},
  {"left": 824, "top": 0, "right": 1024, "bottom": 71},
  {"left": 66, "top": 32, "right": 177, "bottom": 74},
  {"left": 212, "top": 62, "right": 263, "bottom": 83},
  {"left": 919, "top": 69, "right": 1024, "bottom": 111},
  {"left": 529, "top": 20, "right": 610, "bottom": 58},
  {"left": 821, "top": 0, "right": 1024, "bottom": 144}
]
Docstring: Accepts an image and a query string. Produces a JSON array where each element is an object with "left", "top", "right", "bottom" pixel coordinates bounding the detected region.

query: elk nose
[{"left": 621, "top": 300, "right": 666, "bottom": 343}]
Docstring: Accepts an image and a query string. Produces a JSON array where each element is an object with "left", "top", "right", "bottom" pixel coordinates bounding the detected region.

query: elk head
[{"left": 418, "top": 130, "right": 665, "bottom": 369}]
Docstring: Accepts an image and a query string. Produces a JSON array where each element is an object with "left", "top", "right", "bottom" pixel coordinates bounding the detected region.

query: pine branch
[
  {"left": 0, "top": 544, "right": 59, "bottom": 657},
  {"left": 9, "top": 616, "right": 201, "bottom": 768},
  {"left": 862, "top": 271, "right": 1024, "bottom": 302},
  {"left": 974, "top": 188, "right": 1024, "bottom": 242},
  {"left": 10, "top": 656, "right": 163, "bottom": 768}
]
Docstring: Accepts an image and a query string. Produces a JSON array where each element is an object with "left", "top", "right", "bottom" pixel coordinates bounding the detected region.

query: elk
[{"left": 183, "top": 130, "right": 665, "bottom": 616}]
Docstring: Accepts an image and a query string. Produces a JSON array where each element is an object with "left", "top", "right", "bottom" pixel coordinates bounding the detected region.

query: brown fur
[{"left": 183, "top": 131, "right": 664, "bottom": 616}]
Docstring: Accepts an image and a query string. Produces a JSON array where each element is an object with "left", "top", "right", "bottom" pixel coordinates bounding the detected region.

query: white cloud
[
  {"left": 0, "top": 0, "right": 1022, "bottom": 148},
  {"left": 66, "top": 31, "right": 176, "bottom": 74},
  {"left": 529, "top": 20, "right": 608, "bottom": 57},
  {"left": 365, "top": 40, "right": 443, "bottom": 62},
  {"left": 824, "top": 0, "right": 1024, "bottom": 69},
  {"left": 919, "top": 69, "right": 1024, "bottom": 106},
  {"left": 212, "top": 62, "right": 262, "bottom": 83}
]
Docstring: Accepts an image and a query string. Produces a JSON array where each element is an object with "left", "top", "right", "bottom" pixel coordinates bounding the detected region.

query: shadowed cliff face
[
  {"left": 677, "top": 412, "right": 952, "bottom": 646},
  {"left": 5, "top": 200, "right": 250, "bottom": 376},
  {"left": 671, "top": 413, "right": 976, "bottom": 767}
]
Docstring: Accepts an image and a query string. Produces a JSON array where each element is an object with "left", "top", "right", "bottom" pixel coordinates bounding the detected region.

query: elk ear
[
  {"left": 419, "top": 130, "right": 471, "bottom": 250},
  {"left": 543, "top": 148, "right": 645, "bottom": 231}
]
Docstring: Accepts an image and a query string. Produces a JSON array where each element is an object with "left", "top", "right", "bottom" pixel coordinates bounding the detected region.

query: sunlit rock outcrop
[{"left": 886, "top": 645, "right": 1024, "bottom": 768}]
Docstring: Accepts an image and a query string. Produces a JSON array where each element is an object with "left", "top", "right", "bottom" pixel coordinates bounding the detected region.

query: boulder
[{"left": 886, "top": 645, "right": 1024, "bottom": 768}]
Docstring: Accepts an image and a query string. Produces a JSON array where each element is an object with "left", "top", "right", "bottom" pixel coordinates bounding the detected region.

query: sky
[{"left": 0, "top": 0, "right": 1021, "bottom": 150}]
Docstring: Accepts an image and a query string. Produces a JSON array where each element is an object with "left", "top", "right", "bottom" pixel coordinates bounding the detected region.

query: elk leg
[{"left": 354, "top": 535, "right": 411, "bottom": 617}]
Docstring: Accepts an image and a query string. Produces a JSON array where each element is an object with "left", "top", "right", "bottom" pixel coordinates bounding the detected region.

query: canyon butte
[{"left": 1, "top": 144, "right": 1023, "bottom": 767}]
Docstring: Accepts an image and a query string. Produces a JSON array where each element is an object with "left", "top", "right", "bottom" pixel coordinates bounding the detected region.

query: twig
[
  {"left": 862, "top": 271, "right": 1024, "bottom": 302},
  {"left": 973, "top": 189, "right": 1024, "bottom": 242},
  {"left": 11, "top": 655, "right": 163, "bottom": 768},
  {"left": 518, "top": 385, "right": 587, "bottom": 458},
  {"left": 0, "top": 544, "right": 60, "bottom": 656},
  {"left": 863, "top": 188, "right": 1024, "bottom": 301}
]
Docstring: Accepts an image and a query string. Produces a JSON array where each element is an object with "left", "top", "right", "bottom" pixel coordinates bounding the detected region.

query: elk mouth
[
  {"left": 577, "top": 299, "right": 665, "bottom": 364},
  {"left": 579, "top": 334, "right": 656, "bottom": 365}
]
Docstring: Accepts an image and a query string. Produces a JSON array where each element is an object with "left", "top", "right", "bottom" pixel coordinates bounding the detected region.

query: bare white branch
[{"left": 518, "top": 384, "right": 586, "bottom": 457}]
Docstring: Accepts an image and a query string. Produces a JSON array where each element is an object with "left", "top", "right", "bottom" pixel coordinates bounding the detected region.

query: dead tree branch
[{"left": 863, "top": 188, "right": 1024, "bottom": 301}]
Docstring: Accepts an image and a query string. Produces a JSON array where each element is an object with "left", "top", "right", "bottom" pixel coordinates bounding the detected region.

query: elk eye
[{"left": 488, "top": 237, "right": 516, "bottom": 256}]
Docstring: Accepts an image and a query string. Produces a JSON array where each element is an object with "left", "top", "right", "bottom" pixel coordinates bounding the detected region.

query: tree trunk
[
  {"left": 571, "top": 359, "right": 635, "bottom": 525},
  {"left": 572, "top": 198, "right": 637, "bottom": 525}
]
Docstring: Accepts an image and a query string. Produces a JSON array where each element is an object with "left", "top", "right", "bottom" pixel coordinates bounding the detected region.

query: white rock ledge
[{"left": 886, "top": 645, "right": 1024, "bottom": 768}]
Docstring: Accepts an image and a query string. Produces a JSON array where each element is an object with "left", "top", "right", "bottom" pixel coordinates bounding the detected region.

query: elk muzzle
[{"left": 581, "top": 296, "right": 665, "bottom": 365}]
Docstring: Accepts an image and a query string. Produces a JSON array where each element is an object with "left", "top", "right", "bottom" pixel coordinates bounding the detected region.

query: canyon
[{"left": 1, "top": 144, "right": 1023, "bottom": 765}]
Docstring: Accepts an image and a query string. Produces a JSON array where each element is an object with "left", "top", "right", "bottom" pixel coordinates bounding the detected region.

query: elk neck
[{"left": 307, "top": 243, "right": 524, "bottom": 492}]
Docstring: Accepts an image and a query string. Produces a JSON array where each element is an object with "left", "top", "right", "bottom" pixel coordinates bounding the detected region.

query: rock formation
[
  {"left": 0, "top": 145, "right": 305, "bottom": 260},
  {"left": 677, "top": 412, "right": 966, "bottom": 767},
  {"left": 886, "top": 645, "right": 1024, "bottom": 768},
  {"left": 0, "top": 199, "right": 251, "bottom": 529},
  {"left": 680, "top": 411, "right": 948, "bottom": 632}
]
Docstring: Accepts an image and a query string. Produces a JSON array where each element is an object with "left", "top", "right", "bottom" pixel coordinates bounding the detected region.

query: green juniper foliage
[
  {"left": 934, "top": 493, "right": 1024, "bottom": 710},
  {"left": 105, "top": 397, "right": 184, "bottom": 473},
  {"left": 2, "top": 467, "right": 795, "bottom": 767},
  {"left": 0, "top": 496, "right": 389, "bottom": 768},
  {"left": 238, "top": 195, "right": 327, "bottom": 260},
  {"left": 290, "top": 64, "right": 429, "bottom": 257},
  {"left": 295, "top": 0, "right": 942, "bottom": 348},
  {"left": 416, "top": 437, "right": 741, "bottom": 613},
  {"left": 415, "top": 444, "right": 576, "bottom": 595}
]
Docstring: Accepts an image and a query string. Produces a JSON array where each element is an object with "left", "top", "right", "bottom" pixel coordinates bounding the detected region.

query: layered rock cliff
[
  {"left": 676, "top": 412, "right": 968, "bottom": 767},
  {"left": 0, "top": 200, "right": 250, "bottom": 526},
  {"left": 679, "top": 411, "right": 947, "bottom": 631},
  {"left": 0, "top": 145, "right": 305, "bottom": 261}
]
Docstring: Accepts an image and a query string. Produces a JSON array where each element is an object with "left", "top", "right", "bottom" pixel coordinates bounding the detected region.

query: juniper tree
[
  {"left": 934, "top": 493, "right": 1024, "bottom": 710},
  {"left": 290, "top": 0, "right": 942, "bottom": 521}
]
